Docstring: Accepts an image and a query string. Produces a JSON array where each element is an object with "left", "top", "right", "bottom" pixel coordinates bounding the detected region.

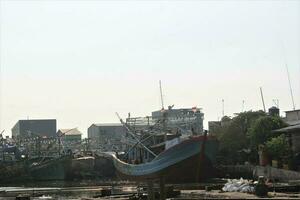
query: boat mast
[
  {"left": 281, "top": 40, "right": 296, "bottom": 110},
  {"left": 285, "top": 63, "right": 296, "bottom": 110},
  {"left": 159, "top": 80, "right": 168, "bottom": 143},
  {"left": 159, "top": 80, "right": 164, "bottom": 110},
  {"left": 260, "top": 87, "right": 266, "bottom": 112},
  {"left": 116, "top": 112, "right": 157, "bottom": 157},
  {"left": 58, "top": 127, "right": 77, "bottom": 156}
]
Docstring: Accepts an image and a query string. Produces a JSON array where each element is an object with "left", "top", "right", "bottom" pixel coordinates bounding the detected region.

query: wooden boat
[{"left": 109, "top": 135, "right": 218, "bottom": 183}]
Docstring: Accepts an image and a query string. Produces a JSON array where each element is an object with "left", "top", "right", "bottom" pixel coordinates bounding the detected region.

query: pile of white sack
[{"left": 222, "top": 178, "right": 255, "bottom": 193}]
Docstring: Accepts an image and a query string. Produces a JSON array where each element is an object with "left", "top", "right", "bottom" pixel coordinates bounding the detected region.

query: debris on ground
[{"left": 222, "top": 178, "right": 255, "bottom": 193}]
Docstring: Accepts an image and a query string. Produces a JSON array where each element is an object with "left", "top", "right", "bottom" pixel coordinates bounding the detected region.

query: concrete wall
[
  {"left": 87, "top": 124, "right": 99, "bottom": 139},
  {"left": 286, "top": 110, "right": 300, "bottom": 122},
  {"left": 223, "top": 164, "right": 300, "bottom": 181},
  {"left": 253, "top": 165, "right": 300, "bottom": 181}
]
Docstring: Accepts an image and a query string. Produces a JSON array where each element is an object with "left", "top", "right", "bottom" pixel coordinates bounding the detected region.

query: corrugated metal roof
[{"left": 273, "top": 124, "right": 300, "bottom": 133}]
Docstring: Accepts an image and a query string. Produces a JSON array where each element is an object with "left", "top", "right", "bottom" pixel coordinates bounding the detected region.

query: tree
[
  {"left": 266, "top": 134, "right": 290, "bottom": 160},
  {"left": 248, "top": 116, "right": 287, "bottom": 148},
  {"left": 216, "top": 111, "right": 266, "bottom": 164}
]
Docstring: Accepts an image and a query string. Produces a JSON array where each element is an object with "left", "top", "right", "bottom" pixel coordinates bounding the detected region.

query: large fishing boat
[
  {"left": 108, "top": 106, "right": 218, "bottom": 183},
  {"left": 111, "top": 134, "right": 218, "bottom": 183}
]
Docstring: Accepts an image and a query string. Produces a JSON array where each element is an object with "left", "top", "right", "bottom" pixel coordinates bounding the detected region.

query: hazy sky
[{"left": 0, "top": 0, "right": 299, "bottom": 137}]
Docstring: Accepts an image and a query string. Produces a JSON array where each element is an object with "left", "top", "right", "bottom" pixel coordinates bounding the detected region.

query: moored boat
[{"left": 109, "top": 135, "right": 218, "bottom": 183}]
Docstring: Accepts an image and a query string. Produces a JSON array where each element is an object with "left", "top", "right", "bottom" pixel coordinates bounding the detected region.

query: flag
[{"left": 192, "top": 106, "right": 197, "bottom": 112}]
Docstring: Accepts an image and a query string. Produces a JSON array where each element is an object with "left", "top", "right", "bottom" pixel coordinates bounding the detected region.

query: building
[
  {"left": 274, "top": 124, "right": 300, "bottom": 154},
  {"left": 88, "top": 123, "right": 126, "bottom": 151},
  {"left": 57, "top": 128, "right": 82, "bottom": 145},
  {"left": 57, "top": 128, "right": 82, "bottom": 152},
  {"left": 268, "top": 106, "right": 280, "bottom": 116},
  {"left": 273, "top": 109, "right": 300, "bottom": 169},
  {"left": 284, "top": 109, "right": 300, "bottom": 125},
  {"left": 151, "top": 106, "right": 204, "bottom": 134},
  {"left": 273, "top": 124, "right": 300, "bottom": 170},
  {"left": 11, "top": 119, "right": 57, "bottom": 138},
  {"left": 208, "top": 121, "right": 222, "bottom": 136},
  {"left": 208, "top": 116, "right": 232, "bottom": 136}
]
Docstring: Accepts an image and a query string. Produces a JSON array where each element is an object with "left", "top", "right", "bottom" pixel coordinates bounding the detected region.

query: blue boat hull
[{"left": 110, "top": 136, "right": 218, "bottom": 183}]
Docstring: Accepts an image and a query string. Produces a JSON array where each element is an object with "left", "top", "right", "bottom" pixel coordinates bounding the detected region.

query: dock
[{"left": 1, "top": 181, "right": 300, "bottom": 199}]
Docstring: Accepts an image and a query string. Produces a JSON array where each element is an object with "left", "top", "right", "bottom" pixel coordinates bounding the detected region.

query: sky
[{"left": 0, "top": 0, "right": 299, "bottom": 138}]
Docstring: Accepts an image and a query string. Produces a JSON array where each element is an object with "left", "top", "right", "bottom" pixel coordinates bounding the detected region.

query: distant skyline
[{"left": 0, "top": 0, "right": 299, "bottom": 137}]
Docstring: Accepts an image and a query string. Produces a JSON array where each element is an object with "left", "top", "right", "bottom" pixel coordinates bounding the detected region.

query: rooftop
[
  {"left": 92, "top": 123, "right": 123, "bottom": 127},
  {"left": 273, "top": 124, "right": 300, "bottom": 133},
  {"left": 19, "top": 119, "right": 56, "bottom": 122},
  {"left": 58, "top": 128, "right": 82, "bottom": 136},
  {"left": 285, "top": 109, "right": 300, "bottom": 113},
  {"left": 152, "top": 107, "right": 203, "bottom": 112}
]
